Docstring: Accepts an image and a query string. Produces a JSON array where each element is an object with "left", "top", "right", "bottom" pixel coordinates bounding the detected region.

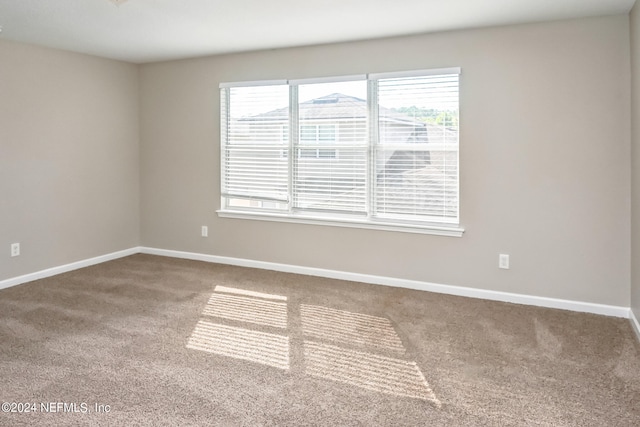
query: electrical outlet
[
  {"left": 499, "top": 254, "right": 509, "bottom": 269},
  {"left": 201, "top": 226, "right": 208, "bottom": 237},
  {"left": 11, "top": 243, "right": 20, "bottom": 257}
]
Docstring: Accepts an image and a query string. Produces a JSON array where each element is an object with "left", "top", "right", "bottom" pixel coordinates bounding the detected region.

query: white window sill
[{"left": 216, "top": 210, "right": 464, "bottom": 237}]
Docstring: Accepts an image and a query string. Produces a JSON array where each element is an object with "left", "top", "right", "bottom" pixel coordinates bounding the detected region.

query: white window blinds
[
  {"left": 294, "top": 80, "right": 368, "bottom": 214},
  {"left": 375, "top": 73, "right": 459, "bottom": 223},
  {"left": 220, "top": 68, "right": 460, "bottom": 229},
  {"left": 221, "top": 84, "right": 290, "bottom": 210}
]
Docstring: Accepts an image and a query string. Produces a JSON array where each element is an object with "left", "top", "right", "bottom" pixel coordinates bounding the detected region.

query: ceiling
[{"left": 0, "top": 0, "right": 635, "bottom": 64}]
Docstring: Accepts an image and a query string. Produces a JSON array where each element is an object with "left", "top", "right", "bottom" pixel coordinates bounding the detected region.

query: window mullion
[
  {"left": 367, "top": 79, "right": 379, "bottom": 219},
  {"left": 220, "top": 87, "right": 230, "bottom": 210},
  {"left": 289, "top": 85, "right": 299, "bottom": 213}
]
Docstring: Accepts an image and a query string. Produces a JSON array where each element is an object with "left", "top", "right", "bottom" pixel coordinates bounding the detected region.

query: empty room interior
[{"left": 1, "top": 0, "right": 640, "bottom": 425}]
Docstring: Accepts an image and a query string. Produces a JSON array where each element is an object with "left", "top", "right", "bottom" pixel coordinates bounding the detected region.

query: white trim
[
  {"left": 217, "top": 209, "right": 465, "bottom": 237},
  {"left": 1, "top": 246, "right": 632, "bottom": 323},
  {"left": 219, "top": 79, "right": 287, "bottom": 88},
  {"left": 288, "top": 74, "right": 367, "bottom": 85},
  {"left": 140, "top": 247, "right": 629, "bottom": 319},
  {"left": 219, "top": 69, "right": 461, "bottom": 88},
  {"left": 0, "top": 247, "right": 140, "bottom": 291},
  {"left": 368, "top": 67, "right": 461, "bottom": 79},
  {"left": 631, "top": 309, "right": 640, "bottom": 342}
]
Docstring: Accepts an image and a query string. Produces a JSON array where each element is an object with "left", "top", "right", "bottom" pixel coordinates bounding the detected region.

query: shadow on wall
[{"left": 186, "top": 285, "right": 440, "bottom": 405}]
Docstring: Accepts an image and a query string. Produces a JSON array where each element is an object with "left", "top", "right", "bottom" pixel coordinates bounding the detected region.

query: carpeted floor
[{"left": 0, "top": 254, "right": 638, "bottom": 426}]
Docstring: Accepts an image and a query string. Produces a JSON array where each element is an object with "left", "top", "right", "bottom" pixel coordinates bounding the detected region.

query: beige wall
[
  {"left": 140, "top": 15, "right": 631, "bottom": 306},
  {"left": 0, "top": 41, "right": 140, "bottom": 281},
  {"left": 631, "top": 2, "right": 640, "bottom": 318}
]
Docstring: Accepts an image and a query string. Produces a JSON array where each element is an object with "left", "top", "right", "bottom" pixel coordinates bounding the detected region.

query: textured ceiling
[{"left": 0, "top": 0, "right": 635, "bottom": 63}]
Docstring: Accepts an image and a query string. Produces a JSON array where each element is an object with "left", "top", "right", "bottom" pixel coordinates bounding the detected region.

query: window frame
[{"left": 218, "top": 69, "right": 464, "bottom": 237}]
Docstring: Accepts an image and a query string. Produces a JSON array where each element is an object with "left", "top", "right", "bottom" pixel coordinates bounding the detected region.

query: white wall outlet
[
  {"left": 201, "top": 226, "right": 208, "bottom": 237},
  {"left": 11, "top": 243, "right": 20, "bottom": 257},
  {"left": 499, "top": 253, "right": 509, "bottom": 269}
]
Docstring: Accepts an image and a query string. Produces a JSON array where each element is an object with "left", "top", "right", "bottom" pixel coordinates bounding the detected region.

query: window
[
  {"left": 219, "top": 68, "right": 462, "bottom": 236},
  {"left": 299, "top": 125, "right": 337, "bottom": 159}
]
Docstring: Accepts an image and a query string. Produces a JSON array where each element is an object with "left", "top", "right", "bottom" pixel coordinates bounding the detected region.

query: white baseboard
[
  {"left": 0, "top": 247, "right": 141, "bottom": 291},
  {"left": 140, "top": 247, "right": 630, "bottom": 319},
  {"left": 1, "top": 245, "right": 632, "bottom": 323},
  {"left": 631, "top": 309, "right": 640, "bottom": 342}
]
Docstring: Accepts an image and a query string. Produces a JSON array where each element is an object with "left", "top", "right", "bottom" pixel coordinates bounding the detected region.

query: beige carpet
[{"left": 0, "top": 254, "right": 638, "bottom": 426}]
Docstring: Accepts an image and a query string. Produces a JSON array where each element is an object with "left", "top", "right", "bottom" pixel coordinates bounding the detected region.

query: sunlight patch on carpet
[
  {"left": 187, "top": 320, "right": 289, "bottom": 370},
  {"left": 214, "top": 285, "right": 287, "bottom": 301},
  {"left": 203, "top": 293, "right": 287, "bottom": 329},
  {"left": 187, "top": 286, "right": 439, "bottom": 404},
  {"left": 300, "top": 304, "right": 405, "bottom": 353},
  {"left": 304, "top": 340, "right": 440, "bottom": 404}
]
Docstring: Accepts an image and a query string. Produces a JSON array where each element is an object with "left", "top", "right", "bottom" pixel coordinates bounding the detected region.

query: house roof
[{"left": 244, "top": 93, "right": 422, "bottom": 125}]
